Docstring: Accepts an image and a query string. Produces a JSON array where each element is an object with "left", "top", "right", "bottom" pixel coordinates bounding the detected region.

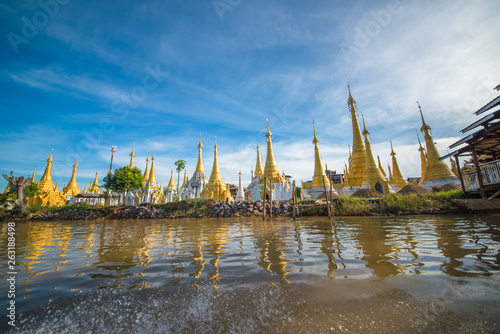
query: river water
[{"left": 1, "top": 215, "right": 499, "bottom": 333}]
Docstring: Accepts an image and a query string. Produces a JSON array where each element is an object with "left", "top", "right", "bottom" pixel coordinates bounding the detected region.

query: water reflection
[{"left": 1, "top": 215, "right": 499, "bottom": 314}]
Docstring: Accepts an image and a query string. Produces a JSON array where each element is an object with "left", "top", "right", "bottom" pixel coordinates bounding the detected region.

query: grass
[{"left": 333, "top": 196, "right": 373, "bottom": 216}]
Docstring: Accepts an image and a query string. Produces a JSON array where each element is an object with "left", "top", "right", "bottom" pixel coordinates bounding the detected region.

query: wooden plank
[{"left": 488, "top": 189, "right": 500, "bottom": 201}]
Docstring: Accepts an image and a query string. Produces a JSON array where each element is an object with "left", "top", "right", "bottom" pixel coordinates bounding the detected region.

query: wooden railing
[{"left": 462, "top": 159, "right": 500, "bottom": 191}]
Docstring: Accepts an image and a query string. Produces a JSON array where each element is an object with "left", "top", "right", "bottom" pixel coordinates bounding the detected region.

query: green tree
[
  {"left": 174, "top": 160, "right": 186, "bottom": 193},
  {"left": 104, "top": 166, "right": 143, "bottom": 205},
  {"left": 296, "top": 186, "right": 301, "bottom": 199},
  {"left": 24, "top": 182, "right": 41, "bottom": 198}
]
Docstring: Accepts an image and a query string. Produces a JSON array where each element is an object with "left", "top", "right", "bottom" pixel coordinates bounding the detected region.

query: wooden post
[
  {"left": 454, "top": 155, "right": 466, "bottom": 192},
  {"left": 269, "top": 180, "right": 273, "bottom": 219},
  {"left": 329, "top": 171, "right": 335, "bottom": 218},
  {"left": 470, "top": 144, "right": 486, "bottom": 198},
  {"left": 263, "top": 177, "right": 267, "bottom": 220},
  {"left": 322, "top": 177, "right": 331, "bottom": 219},
  {"left": 292, "top": 180, "right": 296, "bottom": 219}
]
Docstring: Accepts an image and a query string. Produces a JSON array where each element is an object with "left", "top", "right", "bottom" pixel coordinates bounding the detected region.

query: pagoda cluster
[{"left": 25, "top": 85, "right": 460, "bottom": 206}]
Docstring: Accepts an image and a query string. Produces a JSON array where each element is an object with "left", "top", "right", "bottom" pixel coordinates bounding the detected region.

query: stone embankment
[
  {"left": 28, "top": 201, "right": 293, "bottom": 220},
  {"left": 211, "top": 200, "right": 291, "bottom": 217}
]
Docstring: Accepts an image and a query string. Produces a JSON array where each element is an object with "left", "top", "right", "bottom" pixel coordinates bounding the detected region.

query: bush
[{"left": 333, "top": 196, "right": 372, "bottom": 216}]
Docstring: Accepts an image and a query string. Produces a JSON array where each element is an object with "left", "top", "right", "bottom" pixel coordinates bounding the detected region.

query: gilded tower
[
  {"left": 143, "top": 155, "right": 150, "bottom": 183},
  {"left": 62, "top": 156, "right": 81, "bottom": 197},
  {"left": 261, "top": 123, "right": 285, "bottom": 183},
  {"left": 390, "top": 141, "right": 408, "bottom": 189},
  {"left": 311, "top": 121, "right": 330, "bottom": 189},
  {"left": 129, "top": 144, "right": 135, "bottom": 169},
  {"left": 347, "top": 84, "right": 366, "bottom": 187},
  {"left": 361, "top": 117, "right": 390, "bottom": 194},
  {"left": 417, "top": 134, "right": 427, "bottom": 184},
  {"left": 200, "top": 139, "right": 232, "bottom": 201},
  {"left": 181, "top": 134, "right": 209, "bottom": 200},
  {"left": 32, "top": 150, "right": 65, "bottom": 206},
  {"left": 254, "top": 140, "right": 264, "bottom": 177},
  {"left": 418, "top": 102, "right": 457, "bottom": 181}
]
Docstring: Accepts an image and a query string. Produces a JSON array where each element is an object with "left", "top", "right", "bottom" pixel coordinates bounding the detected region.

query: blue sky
[{"left": 1, "top": 0, "right": 499, "bottom": 190}]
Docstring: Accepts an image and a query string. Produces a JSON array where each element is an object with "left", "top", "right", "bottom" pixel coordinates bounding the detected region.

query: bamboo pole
[
  {"left": 329, "top": 171, "right": 334, "bottom": 218},
  {"left": 263, "top": 177, "right": 267, "bottom": 220},
  {"left": 322, "top": 177, "right": 331, "bottom": 219},
  {"left": 269, "top": 180, "right": 272, "bottom": 219}
]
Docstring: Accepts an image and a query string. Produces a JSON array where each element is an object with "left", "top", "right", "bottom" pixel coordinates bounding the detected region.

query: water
[{"left": 1, "top": 215, "right": 499, "bottom": 333}]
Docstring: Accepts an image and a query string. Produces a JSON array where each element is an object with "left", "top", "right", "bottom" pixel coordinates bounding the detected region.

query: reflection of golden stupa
[
  {"left": 188, "top": 227, "right": 206, "bottom": 290},
  {"left": 207, "top": 224, "right": 229, "bottom": 289},
  {"left": 354, "top": 221, "right": 404, "bottom": 279},
  {"left": 254, "top": 224, "right": 293, "bottom": 284},
  {"left": 435, "top": 220, "right": 478, "bottom": 277},
  {"left": 319, "top": 224, "right": 339, "bottom": 279}
]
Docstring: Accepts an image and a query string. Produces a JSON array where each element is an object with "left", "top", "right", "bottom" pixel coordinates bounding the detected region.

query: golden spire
[
  {"left": 182, "top": 170, "right": 188, "bottom": 188},
  {"left": 148, "top": 154, "right": 157, "bottom": 184},
  {"left": 390, "top": 141, "right": 408, "bottom": 188},
  {"left": 254, "top": 139, "right": 264, "bottom": 177},
  {"left": 450, "top": 158, "right": 459, "bottom": 177},
  {"left": 129, "top": 143, "right": 135, "bottom": 168},
  {"left": 200, "top": 138, "right": 229, "bottom": 201},
  {"left": 361, "top": 117, "right": 389, "bottom": 193},
  {"left": 64, "top": 156, "right": 81, "bottom": 196},
  {"left": 311, "top": 119, "right": 330, "bottom": 188},
  {"left": 195, "top": 133, "right": 205, "bottom": 174},
  {"left": 347, "top": 83, "right": 366, "bottom": 187},
  {"left": 38, "top": 149, "right": 55, "bottom": 190},
  {"left": 262, "top": 121, "right": 283, "bottom": 182},
  {"left": 377, "top": 155, "right": 386, "bottom": 177},
  {"left": 387, "top": 164, "right": 395, "bottom": 185},
  {"left": 88, "top": 172, "right": 102, "bottom": 194},
  {"left": 32, "top": 168, "right": 36, "bottom": 183},
  {"left": 417, "top": 102, "right": 457, "bottom": 181},
  {"left": 417, "top": 133, "right": 427, "bottom": 184},
  {"left": 143, "top": 154, "right": 150, "bottom": 182},
  {"left": 168, "top": 170, "right": 175, "bottom": 188},
  {"left": 208, "top": 139, "right": 224, "bottom": 185}
]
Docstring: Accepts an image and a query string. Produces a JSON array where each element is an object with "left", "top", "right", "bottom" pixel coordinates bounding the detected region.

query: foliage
[
  {"left": 105, "top": 166, "right": 143, "bottom": 193},
  {"left": 333, "top": 196, "right": 372, "bottom": 216},
  {"left": 103, "top": 172, "right": 113, "bottom": 191},
  {"left": 24, "top": 182, "right": 41, "bottom": 197},
  {"left": 295, "top": 186, "right": 301, "bottom": 198},
  {"left": 174, "top": 160, "right": 186, "bottom": 173},
  {"left": 174, "top": 159, "right": 187, "bottom": 191}
]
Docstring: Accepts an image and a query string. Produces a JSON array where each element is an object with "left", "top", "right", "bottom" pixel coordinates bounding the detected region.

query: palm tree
[{"left": 174, "top": 160, "right": 186, "bottom": 194}]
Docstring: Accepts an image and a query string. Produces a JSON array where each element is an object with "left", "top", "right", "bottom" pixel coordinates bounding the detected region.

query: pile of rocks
[
  {"left": 32, "top": 209, "right": 104, "bottom": 220},
  {"left": 210, "top": 201, "right": 291, "bottom": 217},
  {"left": 115, "top": 206, "right": 167, "bottom": 219}
]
